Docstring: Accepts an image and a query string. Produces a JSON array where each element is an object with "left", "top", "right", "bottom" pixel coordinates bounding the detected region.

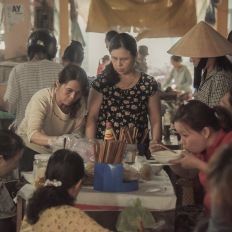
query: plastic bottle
[
  {"left": 163, "top": 109, "right": 171, "bottom": 139},
  {"left": 104, "top": 122, "right": 114, "bottom": 140}
]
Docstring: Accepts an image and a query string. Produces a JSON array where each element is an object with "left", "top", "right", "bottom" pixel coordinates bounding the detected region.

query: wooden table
[{"left": 17, "top": 170, "right": 177, "bottom": 231}]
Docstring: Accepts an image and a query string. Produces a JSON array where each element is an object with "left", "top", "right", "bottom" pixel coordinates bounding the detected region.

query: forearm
[
  {"left": 196, "top": 159, "right": 208, "bottom": 173},
  {"left": 30, "top": 131, "right": 53, "bottom": 146},
  {"left": 85, "top": 116, "right": 97, "bottom": 139},
  {"left": 151, "top": 121, "right": 162, "bottom": 142}
]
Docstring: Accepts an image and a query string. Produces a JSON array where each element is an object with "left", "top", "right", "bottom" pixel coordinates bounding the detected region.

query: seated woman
[
  {"left": 0, "top": 130, "right": 24, "bottom": 232},
  {"left": 18, "top": 64, "right": 89, "bottom": 171},
  {"left": 150, "top": 100, "right": 232, "bottom": 215},
  {"left": 20, "top": 149, "right": 109, "bottom": 232}
]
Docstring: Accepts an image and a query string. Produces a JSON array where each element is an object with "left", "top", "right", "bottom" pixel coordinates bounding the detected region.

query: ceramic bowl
[
  {"left": 151, "top": 150, "right": 182, "bottom": 164},
  {"left": 21, "top": 171, "right": 34, "bottom": 184},
  {"left": 149, "top": 163, "right": 163, "bottom": 175}
]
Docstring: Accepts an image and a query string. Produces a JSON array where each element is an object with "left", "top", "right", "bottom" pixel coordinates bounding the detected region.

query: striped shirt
[
  {"left": 193, "top": 67, "right": 232, "bottom": 107},
  {"left": 4, "top": 59, "right": 62, "bottom": 128}
]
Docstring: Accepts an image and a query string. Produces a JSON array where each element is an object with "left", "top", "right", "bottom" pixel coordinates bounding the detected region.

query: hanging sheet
[{"left": 87, "top": 0, "right": 197, "bottom": 40}]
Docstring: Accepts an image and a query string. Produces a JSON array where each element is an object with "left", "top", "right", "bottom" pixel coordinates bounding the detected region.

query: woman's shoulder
[
  {"left": 31, "top": 87, "right": 54, "bottom": 100},
  {"left": 91, "top": 74, "right": 109, "bottom": 92},
  {"left": 213, "top": 67, "right": 232, "bottom": 80},
  {"left": 140, "top": 72, "right": 159, "bottom": 88},
  {"left": 44, "top": 205, "right": 109, "bottom": 231}
]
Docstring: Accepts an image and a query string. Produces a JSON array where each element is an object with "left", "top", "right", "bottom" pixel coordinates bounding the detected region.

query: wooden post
[
  {"left": 59, "top": 0, "right": 69, "bottom": 59},
  {"left": 216, "top": 0, "right": 228, "bottom": 37}
]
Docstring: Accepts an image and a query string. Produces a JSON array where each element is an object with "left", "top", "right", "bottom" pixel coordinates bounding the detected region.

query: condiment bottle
[{"left": 104, "top": 122, "right": 114, "bottom": 140}]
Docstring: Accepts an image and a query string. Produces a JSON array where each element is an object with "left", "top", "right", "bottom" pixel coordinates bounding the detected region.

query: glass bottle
[{"left": 104, "top": 122, "right": 114, "bottom": 140}]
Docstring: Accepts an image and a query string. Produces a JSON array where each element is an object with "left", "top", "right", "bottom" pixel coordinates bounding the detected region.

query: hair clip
[{"left": 44, "top": 179, "right": 62, "bottom": 187}]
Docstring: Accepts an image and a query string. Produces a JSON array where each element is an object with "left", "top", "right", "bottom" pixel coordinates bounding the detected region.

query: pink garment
[{"left": 196, "top": 130, "right": 232, "bottom": 215}]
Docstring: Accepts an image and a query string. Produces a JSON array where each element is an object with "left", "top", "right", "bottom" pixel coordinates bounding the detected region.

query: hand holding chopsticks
[
  {"left": 149, "top": 139, "right": 177, "bottom": 154},
  {"left": 157, "top": 143, "right": 177, "bottom": 154}
]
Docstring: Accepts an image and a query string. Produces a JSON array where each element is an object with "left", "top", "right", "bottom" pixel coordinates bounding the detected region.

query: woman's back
[{"left": 20, "top": 205, "right": 109, "bottom": 232}]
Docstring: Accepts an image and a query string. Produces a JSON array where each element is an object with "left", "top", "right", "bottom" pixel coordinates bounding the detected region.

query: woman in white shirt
[{"left": 18, "top": 64, "right": 89, "bottom": 171}]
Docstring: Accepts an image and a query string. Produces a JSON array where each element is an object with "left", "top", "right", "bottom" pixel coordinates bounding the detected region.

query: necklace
[{"left": 119, "top": 74, "right": 136, "bottom": 90}]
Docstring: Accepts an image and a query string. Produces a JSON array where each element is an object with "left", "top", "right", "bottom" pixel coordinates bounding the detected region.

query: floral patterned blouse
[
  {"left": 91, "top": 72, "right": 159, "bottom": 143},
  {"left": 20, "top": 205, "right": 109, "bottom": 232}
]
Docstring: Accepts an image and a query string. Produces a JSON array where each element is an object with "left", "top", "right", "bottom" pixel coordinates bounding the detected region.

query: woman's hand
[
  {"left": 169, "top": 151, "right": 207, "bottom": 172},
  {"left": 149, "top": 139, "right": 164, "bottom": 153}
]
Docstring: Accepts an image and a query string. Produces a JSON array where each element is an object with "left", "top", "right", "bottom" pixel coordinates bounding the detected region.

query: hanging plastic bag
[{"left": 116, "top": 198, "right": 163, "bottom": 231}]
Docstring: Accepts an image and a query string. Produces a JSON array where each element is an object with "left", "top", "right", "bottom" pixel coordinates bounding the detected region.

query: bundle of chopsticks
[
  {"left": 119, "top": 126, "right": 138, "bottom": 144},
  {"left": 94, "top": 140, "right": 126, "bottom": 164},
  {"left": 140, "top": 128, "right": 150, "bottom": 145}
]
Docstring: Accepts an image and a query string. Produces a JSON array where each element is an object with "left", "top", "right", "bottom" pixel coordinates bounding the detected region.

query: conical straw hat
[{"left": 167, "top": 21, "right": 232, "bottom": 58}]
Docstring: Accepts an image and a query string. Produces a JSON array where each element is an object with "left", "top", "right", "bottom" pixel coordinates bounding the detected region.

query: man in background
[
  {"left": 105, "top": 30, "right": 119, "bottom": 50},
  {"left": 4, "top": 29, "right": 62, "bottom": 129},
  {"left": 136, "top": 45, "right": 149, "bottom": 73}
]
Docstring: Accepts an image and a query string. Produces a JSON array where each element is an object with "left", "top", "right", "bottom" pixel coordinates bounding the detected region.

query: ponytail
[
  {"left": 213, "top": 106, "right": 232, "bottom": 132},
  {"left": 26, "top": 185, "right": 74, "bottom": 224}
]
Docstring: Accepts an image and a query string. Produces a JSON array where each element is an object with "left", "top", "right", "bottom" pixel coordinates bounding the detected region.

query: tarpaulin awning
[{"left": 87, "top": 0, "right": 197, "bottom": 40}]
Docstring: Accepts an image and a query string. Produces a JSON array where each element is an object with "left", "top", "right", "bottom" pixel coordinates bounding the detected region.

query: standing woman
[
  {"left": 86, "top": 33, "right": 161, "bottom": 154},
  {"left": 168, "top": 21, "right": 232, "bottom": 107},
  {"left": 18, "top": 64, "right": 89, "bottom": 171}
]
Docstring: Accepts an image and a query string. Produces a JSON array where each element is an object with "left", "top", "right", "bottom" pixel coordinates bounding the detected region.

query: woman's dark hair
[
  {"left": 102, "top": 55, "right": 110, "bottom": 63},
  {"left": 62, "top": 40, "right": 84, "bottom": 66},
  {"left": 194, "top": 58, "right": 208, "bottom": 89},
  {"left": 26, "top": 149, "right": 84, "bottom": 224},
  {"left": 173, "top": 100, "right": 232, "bottom": 132},
  {"left": 0, "top": 130, "right": 24, "bottom": 160},
  {"left": 207, "top": 144, "right": 232, "bottom": 225},
  {"left": 214, "top": 56, "right": 232, "bottom": 73},
  {"left": 58, "top": 64, "right": 89, "bottom": 118},
  {"left": 227, "top": 30, "right": 232, "bottom": 43},
  {"left": 171, "top": 55, "right": 182, "bottom": 62},
  {"left": 104, "top": 33, "right": 137, "bottom": 86},
  {"left": 105, "top": 30, "right": 119, "bottom": 43}
]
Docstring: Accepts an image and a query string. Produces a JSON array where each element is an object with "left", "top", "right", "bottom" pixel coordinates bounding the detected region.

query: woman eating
[
  {"left": 150, "top": 100, "right": 232, "bottom": 214},
  {"left": 86, "top": 33, "right": 161, "bottom": 157},
  {"left": 20, "top": 149, "right": 109, "bottom": 232},
  {"left": 18, "top": 64, "right": 89, "bottom": 171}
]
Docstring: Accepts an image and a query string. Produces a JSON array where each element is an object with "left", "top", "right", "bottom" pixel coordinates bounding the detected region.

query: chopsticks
[
  {"left": 158, "top": 144, "right": 177, "bottom": 154},
  {"left": 119, "top": 126, "right": 138, "bottom": 144},
  {"left": 94, "top": 140, "right": 126, "bottom": 164}
]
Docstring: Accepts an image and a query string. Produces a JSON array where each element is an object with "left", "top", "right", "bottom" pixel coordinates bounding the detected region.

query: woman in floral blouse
[
  {"left": 86, "top": 33, "right": 161, "bottom": 153},
  {"left": 20, "top": 149, "right": 109, "bottom": 232}
]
